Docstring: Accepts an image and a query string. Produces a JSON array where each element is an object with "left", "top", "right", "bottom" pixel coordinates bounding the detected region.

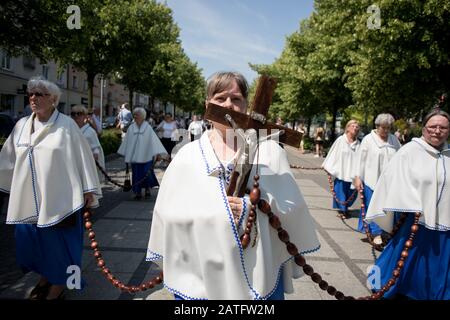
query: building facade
[{"left": 0, "top": 49, "right": 150, "bottom": 119}]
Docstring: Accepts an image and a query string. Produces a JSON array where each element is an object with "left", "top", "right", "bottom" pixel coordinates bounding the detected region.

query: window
[
  {"left": 1, "top": 50, "right": 12, "bottom": 70},
  {"left": 57, "top": 70, "right": 65, "bottom": 86},
  {"left": 0, "top": 94, "right": 15, "bottom": 113},
  {"left": 83, "top": 79, "right": 88, "bottom": 91},
  {"left": 23, "top": 55, "right": 36, "bottom": 70},
  {"left": 72, "top": 76, "right": 78, "bottom": 89},
  {"left": 42, "top": 65, "right": 49, "bottom": 79}
]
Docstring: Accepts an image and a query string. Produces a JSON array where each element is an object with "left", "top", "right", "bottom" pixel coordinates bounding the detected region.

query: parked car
[
  {"left": 0, "top": 113, "right": 15, "bottom": 141},
  {"left": 102, "top": 116, "right": 117, "bottom": 129}
]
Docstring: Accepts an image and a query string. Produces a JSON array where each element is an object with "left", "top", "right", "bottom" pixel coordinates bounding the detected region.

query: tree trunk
[
  {"left": 87, "top": 72, "right": 96, "bottom": 112},
  {"left": 306, "top": 117, "right": 312, "bottom": 137},
  {"left": 150, "top": 96, "right": 155, "bottom": 112},
  {"left": 331, "top": 104, "right": 338, "bottom": 142},
  {"left": 129, "top": 89, "right": 134, "bottom": 112}
]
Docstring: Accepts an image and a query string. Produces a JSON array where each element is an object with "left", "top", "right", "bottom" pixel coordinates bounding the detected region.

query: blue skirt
[
  {"left": 174, "top": 270, "right": 285, "bottom": 300},
  {"left": 131, "top": 161, "right": 159, "bottom": 194},
  {"left": 370, "top": 214, "right": 450, "bottom": 300},
  {"left": 358, "top": 185, "right": 383, "bottom": 236},
  {"left": 332, "top": 179, "right": 356, "bottom": 212},
  {"left": 15, "top": 209, "right": 84, "bottom": 285}
]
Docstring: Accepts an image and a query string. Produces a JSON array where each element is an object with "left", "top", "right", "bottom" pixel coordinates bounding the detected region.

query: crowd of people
[{"left": 0, "top": 73, "right": 448, "bottom": 301}]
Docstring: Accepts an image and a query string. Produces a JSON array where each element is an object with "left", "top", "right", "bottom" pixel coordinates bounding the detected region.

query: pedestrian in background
[
  {"left": 314, "top": 125, "right": 325, "bottom": 157},
  {"left": 116, "top": 103, "right": 132, "bottom": 139},
  {"left": 352, "top": 113, "right": 401, "bottom": 249},
  {"left": 156, "top": 113, "right": 178, "bottom": 162},
  {"left": 118, "top": 107, "right": 167, "bottom": 200},
  {"left": 322, "top": 120, "right": 361, "bottom": 219},
  {"left": 71, "top": 105, "right": 105, "bottom": 183}
]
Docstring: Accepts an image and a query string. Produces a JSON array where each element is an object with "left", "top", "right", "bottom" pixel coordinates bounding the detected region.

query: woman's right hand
[{"left": 353, "top": 177, "right": 363, "bottom": 192}]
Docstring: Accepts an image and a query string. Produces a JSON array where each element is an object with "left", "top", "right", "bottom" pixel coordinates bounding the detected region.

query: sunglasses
[
  {"left": 71, "top": 112, "right": 84, "bottom": 117},
  {"left": 27, "top": 92, "right": 50, "bottom": 98}
]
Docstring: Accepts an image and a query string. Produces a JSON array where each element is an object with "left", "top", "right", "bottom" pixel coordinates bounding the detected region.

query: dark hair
[
  {"left": 206, "top": 72, "right": 249, "bottom": 100},
  {"left": 422, "top": 108, "right": 450, "bottom": 127}
]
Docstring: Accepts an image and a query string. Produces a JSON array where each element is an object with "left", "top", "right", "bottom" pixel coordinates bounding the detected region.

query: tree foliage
[{"left": 251, "top": 0, "right": 450, "bottom": 136}]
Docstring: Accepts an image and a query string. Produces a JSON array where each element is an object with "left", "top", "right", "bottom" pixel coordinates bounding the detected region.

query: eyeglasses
[
  {"left": 425, "top": 125, "right": 449, "bottom": 132},
  {"left": 27, "top": 92, "right": 50, "bottom": 98},
  {"left": 70, "top": 112, "right": 84, "bottom": 117}
]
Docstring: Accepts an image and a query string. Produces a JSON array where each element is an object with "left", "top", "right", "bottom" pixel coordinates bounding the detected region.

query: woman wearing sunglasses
[
  {"left": 70, "top": 105, "right": 105, "bottom": 183},
  {"left": 0, "top": 77, "right": 102, "bottom": 299}
]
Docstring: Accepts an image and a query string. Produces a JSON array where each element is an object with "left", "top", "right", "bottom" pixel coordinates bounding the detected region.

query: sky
[{"left": 162, "top": 0, "right": 315, "bottom": 83}]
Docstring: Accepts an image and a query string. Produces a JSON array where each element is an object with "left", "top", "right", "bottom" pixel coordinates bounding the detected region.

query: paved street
[{"left": 0, "top": 146, "right": 377, "bottom": 300}]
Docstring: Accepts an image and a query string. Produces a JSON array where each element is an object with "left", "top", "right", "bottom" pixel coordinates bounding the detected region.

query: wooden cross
[
  {"left": 204, "top": 75, "right": 302, "bottom": 148},
  {"left": 204, "top": 75, "right": 303, "bottom": 197}
]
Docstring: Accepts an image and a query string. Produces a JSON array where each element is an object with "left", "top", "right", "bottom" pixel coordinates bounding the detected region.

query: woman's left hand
[
  {"left": 84, "top": 192, "right": 95, "bottom": 208},
  {"left": 227, "top": 196, "right": 243, "bottom": 225}
]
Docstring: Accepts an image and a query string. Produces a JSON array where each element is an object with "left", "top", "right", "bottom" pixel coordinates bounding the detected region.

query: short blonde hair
[{"left": 345, "top": 120, "right": 360, "bottom": 132}]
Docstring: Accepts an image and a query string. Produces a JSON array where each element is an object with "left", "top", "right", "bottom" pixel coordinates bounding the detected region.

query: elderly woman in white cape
[
  {"left": 0, "top": 77, "right": 101, "bottom": 300},
  {"left": 117, "top": 107, "right": 167, "bottom": 200},
  {"left": 365, "top": 108, "right": 450, "bottom": 300},
  {"left": 71, "top": 105, "right": 105, "bottom": 183},
  {"left": 322, "top": 120, "right": 360, "bottom": 219},
  {"left": 352, "top": 113, "right": 401, "bottom": 247},
  {"left": 146, "top": 72, "right": 320, "bottom": 300}
]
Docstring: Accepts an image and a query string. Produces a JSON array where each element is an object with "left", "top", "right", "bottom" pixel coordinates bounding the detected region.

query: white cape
[
  {"left": 322, "top": 134, "right": 360, "bottom": 182},
  {"left": 352, "top": 130, "right": 401, "bottom": 190},
  {"left": 146, "top": 131, "right": 320, "bottom": 300},
  {"left": 366, "top": 137, "right": 450, "bottom": 232},
  {"left": 81, "top": 124, "right": 105, "bottom": 169},
  {"left": 118, "top": 121, "right": 167, "bottom": 163},
  {"left": 0, "top": 110, "right": 102, "bottom": 227}
]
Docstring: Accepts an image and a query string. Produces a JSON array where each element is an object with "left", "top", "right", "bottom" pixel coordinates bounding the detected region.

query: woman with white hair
[
  {"left": 70, "top": 105, "right": 105, "bottom": 183},
  {"left": 366, "top": 108, "right": 450, "bottom": 299},
  {"left": 353, "top": 113, "right": 401, "bottom": 248},
  {"left": 322, "top": 120, "right": 361, "bottom": 219},
  {"left": 118, "top": 107, "right": 167, "bottom": 200},
  {"left": 0, "top": 77, "right": 102, "bottom": 299}
]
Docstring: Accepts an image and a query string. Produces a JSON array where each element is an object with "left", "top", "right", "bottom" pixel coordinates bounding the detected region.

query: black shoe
[
  {"left": 134, "top": 194, "right": 142, "bottom": 200},
  {"left": 29, "top": 282, "right": 51, "bottom": 300}
]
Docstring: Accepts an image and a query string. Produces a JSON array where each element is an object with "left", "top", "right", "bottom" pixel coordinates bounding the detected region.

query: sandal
[{"left": 29, "top": 282, "right": 51, "bottom": 300}]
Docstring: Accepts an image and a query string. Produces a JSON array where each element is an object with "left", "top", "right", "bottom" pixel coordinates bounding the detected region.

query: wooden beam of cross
[
  {"left": 204, "top": 75, "right": 303, "bottom": 198},
  {"left": 204, "top": 75, "right": 303, "bottom": 148}
]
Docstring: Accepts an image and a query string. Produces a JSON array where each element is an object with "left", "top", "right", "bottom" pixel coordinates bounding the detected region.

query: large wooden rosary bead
[
  {"left": 302, "top": 264, "right": 314, "bottom": 276},
  {"left": 278, "top": 229, "right": 290, "bottom": 243},
  {"left": 286, "top": 242, "right": 298, "bottom": 256},
  {"left": 250, "top": 188, "right": 261, "bottom": 205},
  {"left": 269, "top": 215, "right": 281, "bottom": 229},
  {"left": 319, "top": 280, "right": 328, "bottom": 290},
  {"left": 311, "top": 273, "right": 322, "bottom": 284},
  {"left": 294, "top": 254, "right": 306, "bottom": 267},
  {"left": 327, "top": 286, "right": 337, "bottom": 296},
  {"left": 335, "top": 291, "right": 345, "bottom": 300},
  {"left": 258, "top": 199, "right": 271, "bottom": 214},
  {"left": 241, "top": 234, "right": 251, "bottom": 248}
]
